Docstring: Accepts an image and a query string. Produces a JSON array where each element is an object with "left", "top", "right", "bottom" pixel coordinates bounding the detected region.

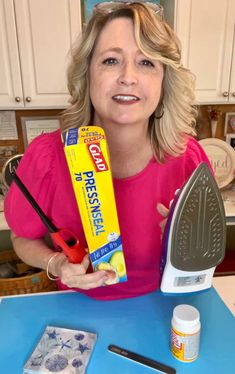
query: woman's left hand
[
  {"left": 157, "top": 188, "right": 181, "bottom": 237},
  {"left": 157, "top": 203, "right": 169, "bottom": 238}
]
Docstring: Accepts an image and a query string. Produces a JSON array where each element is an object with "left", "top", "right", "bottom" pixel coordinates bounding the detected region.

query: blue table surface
[{"left": 0, "top": 287, "right": 234, "bottom": 374}]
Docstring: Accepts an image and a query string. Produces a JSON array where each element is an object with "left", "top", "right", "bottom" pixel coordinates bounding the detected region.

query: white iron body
[
  {"left": 160, "top": 264, "right": 215, "bottom": 293},
  {"left": 160, "top": 163, "right": 226, "bottom": 293}
]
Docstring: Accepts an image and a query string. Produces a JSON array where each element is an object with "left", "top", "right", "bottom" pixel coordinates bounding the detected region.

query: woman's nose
[{"left": 118, "top": 62, "right": 138, "bottom": 86}]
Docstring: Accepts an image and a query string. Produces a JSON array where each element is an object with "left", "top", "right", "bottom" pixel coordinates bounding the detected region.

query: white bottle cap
[{"left": 173, "top": 304, "right": 200, "bottom": 327}]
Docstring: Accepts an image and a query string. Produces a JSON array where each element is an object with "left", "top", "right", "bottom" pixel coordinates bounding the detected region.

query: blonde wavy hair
[{"left": 61, "top": 2, "right": 197, "bottom": 161}]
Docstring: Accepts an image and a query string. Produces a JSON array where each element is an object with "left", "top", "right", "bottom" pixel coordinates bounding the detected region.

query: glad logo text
[{"left": 87, "top": 142, "right": 108, "bottom": 172}]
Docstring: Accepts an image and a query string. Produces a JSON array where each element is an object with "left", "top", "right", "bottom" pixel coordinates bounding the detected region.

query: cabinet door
[
  {"left": 14, "top": 0, "right": 82, "bottom": 108},
  {"left": 0, "top": 0, "right": 24, "bottom": 108},
  {"left": 174, "top": 0, "right": 234, "bottom": 104}
]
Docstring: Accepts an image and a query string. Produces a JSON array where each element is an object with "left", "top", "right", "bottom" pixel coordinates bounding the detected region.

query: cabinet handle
[
  {"left": 25, "top": 96, "right": 31, "bottom": 102},
  {"left": 15, "top": 96, "right": 21, "bottom": 102},
  {"left": 222, "top": 92, "right": 229, "bottom": 97},
  {"left": 232, "top": 92, "right": 235, "bottom": 97}
]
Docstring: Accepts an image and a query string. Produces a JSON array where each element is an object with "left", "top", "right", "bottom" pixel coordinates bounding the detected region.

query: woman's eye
[
  {"left": 102, "top": 58, "right": 118, "bottom": 65},
  {"left": 140, "top": 59, "right": 154, "bottom": 67}
]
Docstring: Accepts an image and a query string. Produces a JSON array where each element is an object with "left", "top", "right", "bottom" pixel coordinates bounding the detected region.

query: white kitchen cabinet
[
  {"left": 161, "top": 0, "right": 235, "bottom": 104},
  {"left": 0, "top": 0, "right": 82, "bottom": 109}
]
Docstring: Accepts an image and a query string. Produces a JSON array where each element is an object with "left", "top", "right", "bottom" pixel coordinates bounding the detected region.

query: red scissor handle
[{"left": 51, "top": 229, "right": 87, "bottom": 264}]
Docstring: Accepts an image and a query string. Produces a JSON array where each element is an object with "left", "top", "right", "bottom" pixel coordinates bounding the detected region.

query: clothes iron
[{"left": 160, "top": 162, "right": 226, "bottom": 293}]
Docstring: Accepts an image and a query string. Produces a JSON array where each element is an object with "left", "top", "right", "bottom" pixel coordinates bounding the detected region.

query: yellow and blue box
[{"left": 62, "top": 126, "right": 127, "bottom": 285}]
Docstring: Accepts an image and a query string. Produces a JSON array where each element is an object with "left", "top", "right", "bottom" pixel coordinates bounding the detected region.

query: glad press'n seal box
[{"left": 62, "top": 126, "right": 127, "bottom": 285}]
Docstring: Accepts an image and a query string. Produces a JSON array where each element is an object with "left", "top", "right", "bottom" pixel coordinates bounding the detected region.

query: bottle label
[{"left": 171, "top": 327, "right": 200, "bottom": 362}]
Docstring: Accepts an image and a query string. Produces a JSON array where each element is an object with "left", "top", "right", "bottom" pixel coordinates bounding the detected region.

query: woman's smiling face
[{"left": 89, "top": 17, "right": 164, "bottom": 128}]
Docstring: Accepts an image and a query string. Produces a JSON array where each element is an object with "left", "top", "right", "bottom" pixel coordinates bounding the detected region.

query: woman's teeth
[{"left": 113, "top": 95, "right": 139, "bottom": 101}]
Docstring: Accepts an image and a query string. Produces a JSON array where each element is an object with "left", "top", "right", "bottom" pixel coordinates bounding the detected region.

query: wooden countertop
[{"left": 213, "top": 275, "right": 235, "bottom": 316}]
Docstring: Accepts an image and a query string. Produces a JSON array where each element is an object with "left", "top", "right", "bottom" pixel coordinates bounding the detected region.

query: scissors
[{"left": 12, "top": 173, "right": 87, "bottom": 264}]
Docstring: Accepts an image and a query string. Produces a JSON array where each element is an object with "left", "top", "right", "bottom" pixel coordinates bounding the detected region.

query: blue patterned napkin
[{"left": 23, "top": 326, "right": 97, "bottom": 373}]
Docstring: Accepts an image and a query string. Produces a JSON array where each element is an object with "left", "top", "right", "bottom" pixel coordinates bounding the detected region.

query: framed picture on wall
[
  {"left": 226, "top": 134, "right": 235, "bottom": 151},
  {"left": 21, "top": 116, "right": 60, "bottom": 149},
  {"left": 224, "top": 112, "right": 235, "bottom": 136},
  {"left": 82, "top": 1, "right": 163, "bottom": 21},
  {"left": 82, "top": 0, "right": 100, "bottom": 21}
]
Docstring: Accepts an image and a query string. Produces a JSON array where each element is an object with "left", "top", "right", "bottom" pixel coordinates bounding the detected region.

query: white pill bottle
[{"left": 171, "top": 304, "right": 200, "bottom": 362}]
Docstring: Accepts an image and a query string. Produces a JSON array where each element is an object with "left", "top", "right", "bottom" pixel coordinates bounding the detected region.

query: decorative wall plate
[
  {"left": 2, "top": 154, "right": 23, "bottom": 188},
  {"left": 199, "top": 138, "right": 235, "bottom": 189}
]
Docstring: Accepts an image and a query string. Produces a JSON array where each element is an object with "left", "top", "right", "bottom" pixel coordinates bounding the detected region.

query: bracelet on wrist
[{"left": 46, "top": 253, "right": 60, "bottom": 281}]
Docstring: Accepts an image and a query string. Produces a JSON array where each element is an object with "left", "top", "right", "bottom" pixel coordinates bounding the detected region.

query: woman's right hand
[
  {"left": 50, "top": 252, "right": 110, "bottom": 289},
  {"left": 11, "top": 232, "right": 110, "bottom": 290}
]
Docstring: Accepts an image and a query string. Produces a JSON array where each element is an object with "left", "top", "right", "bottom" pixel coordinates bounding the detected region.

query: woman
[{"left": 4, "top": 2, "right": 210, "bottom": 300}]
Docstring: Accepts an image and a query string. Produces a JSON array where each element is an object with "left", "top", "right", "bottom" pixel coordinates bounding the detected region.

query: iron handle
[
  {"left": 232, "top": 92, "right": 235, "bottom": 97},
  {"left": 25, "top": 96, "right": 31, "bottom": 102},
  {"left": 222, "top": 92, "right": 229, "bottom": 97},
  {"left": 15, "top": 96, "right": 21, "bottom": 102}
]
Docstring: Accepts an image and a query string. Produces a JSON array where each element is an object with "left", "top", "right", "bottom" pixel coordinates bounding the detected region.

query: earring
[{"left": 155, "top": 103, "right": 164, "bottom": 119}]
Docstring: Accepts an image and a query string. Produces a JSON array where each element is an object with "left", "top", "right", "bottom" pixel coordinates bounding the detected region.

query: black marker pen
[{"left": 108, "top": 345, "right": 176, "bottom": 374}]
